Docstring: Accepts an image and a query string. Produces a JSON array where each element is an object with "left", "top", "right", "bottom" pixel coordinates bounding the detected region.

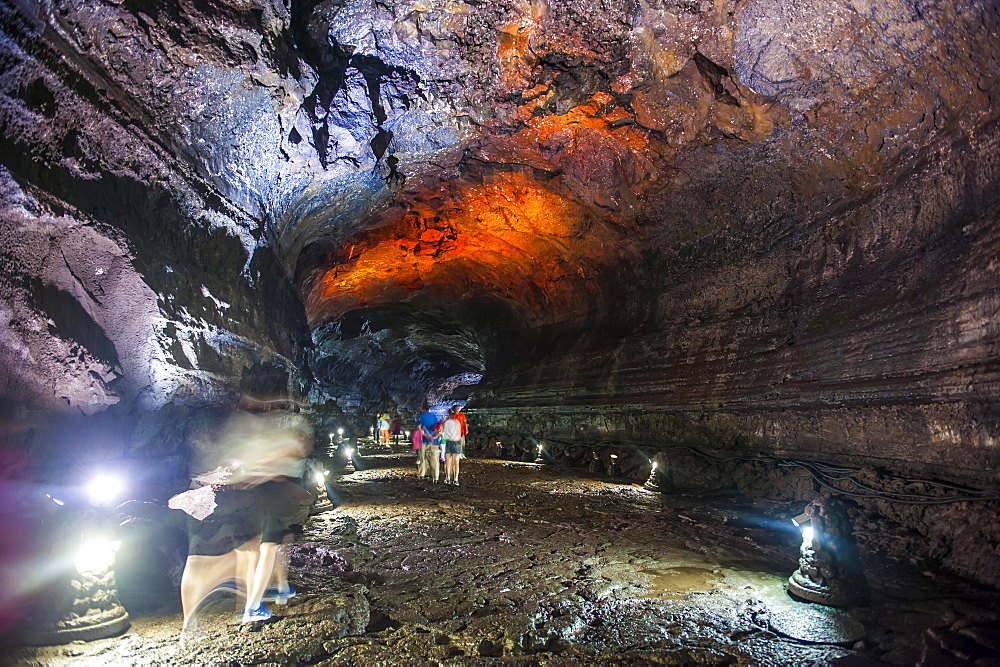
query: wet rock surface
[{"left": 11, "top": 455, "right": 1000, "bottom": 665}]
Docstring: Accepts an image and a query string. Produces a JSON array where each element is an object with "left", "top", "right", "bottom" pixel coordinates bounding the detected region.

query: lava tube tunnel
[{"left": 1, "top": 0, "right": 1000, "bottom": 662}]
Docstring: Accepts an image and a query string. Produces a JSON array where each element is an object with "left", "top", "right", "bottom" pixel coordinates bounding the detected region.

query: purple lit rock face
[
  {"left": 1, "top": 0, "right": 1000, "bottom": 619},
  {"left": 0, "top": 167, "right": 224, "bottom": 413}
]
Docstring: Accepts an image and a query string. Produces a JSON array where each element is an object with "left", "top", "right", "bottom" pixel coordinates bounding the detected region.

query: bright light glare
[
  {"left": 651, "top": 461, "right": 658, "bottom": 470},
  {"left": 86, "top": 473, "right": 125, "bottom": 506},
  {"left": 337, "top": 428, "right": 344, "bottom": 435},
  {"left": 75, "top": 539, "right": 121, "bottom": 575},
  {"left": 313, "top": 472, "right": 325, "bottom": 485},
  {"left": 610, "top": 454, "right": 619, "bottom": 459},
  {"left": 802, "top": 526, "right": 815, "bottom": 544},
  {"left": 344, "top": 448, "right": 354, "bottom": 456}
]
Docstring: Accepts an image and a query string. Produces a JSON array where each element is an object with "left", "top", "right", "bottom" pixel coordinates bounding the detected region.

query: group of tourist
[
  {"left": 377, "top": 413, "right": 406, "bottom": 444},
  {"left": 413, "top": 404, "right": 468, "bottom": 486}
]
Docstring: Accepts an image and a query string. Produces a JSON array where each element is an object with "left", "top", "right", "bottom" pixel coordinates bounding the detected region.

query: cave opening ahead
[{"left": 2, "top": 0, "right": 1000, "bottom": 662}]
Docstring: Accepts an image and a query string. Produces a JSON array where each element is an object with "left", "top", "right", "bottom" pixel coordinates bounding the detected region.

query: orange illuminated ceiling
[
  {"left": 304, "top": 169, "right": 616, "bottom": 327},
  {"left": 302, "top": 11, "right": 783, "bottom": 329},
  {"left": 303, "top": 90, "right": 655, "bottom": 328}
]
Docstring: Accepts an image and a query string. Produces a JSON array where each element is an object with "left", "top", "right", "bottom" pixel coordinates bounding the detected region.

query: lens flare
[{"left": 86, "top": 473, "right": 125, "bottom": 506}]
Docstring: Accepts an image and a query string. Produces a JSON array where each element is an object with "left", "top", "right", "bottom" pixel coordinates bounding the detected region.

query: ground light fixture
[
  {"left": 23, "top": 472, "right": 130, "bottom": 645},
  {"left": 341, "top": 446, "right": 356, "bottom": 471},
  {"left": 534, "top": 443, "right": 545, "bottom": 463},
  {"left": 787, "top": 498, "right": 869, "bottom": 606},
  {"left": 74, "top": 537, "right": 122, "bottom": 577},
  {"left": 644, "top": 458, "right": 662, "bottom": 491},
  {"left": 791, "top": 512, "right": 814, "bottom": 544},
  {"left": 312, "top": 465, "right": 334, "bottom": 506},
  {"left": 607, "top": 453, "right": 621, "bottom": 478}
]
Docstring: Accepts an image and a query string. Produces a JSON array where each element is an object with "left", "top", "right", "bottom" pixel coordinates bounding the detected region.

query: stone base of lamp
[
  {"left": 21, "top": 567, "right": 130, "bottom": 645},
  {"left": 787, "top": 497, "right": 869, "bottom": 607},
  {"left": 644, "top": 467, "right": 662, "bottom": 490}
]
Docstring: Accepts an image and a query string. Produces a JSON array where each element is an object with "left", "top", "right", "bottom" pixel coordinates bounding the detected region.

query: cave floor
[{"left": 13, "top": 455, "right": 1000, "bottom": 665}]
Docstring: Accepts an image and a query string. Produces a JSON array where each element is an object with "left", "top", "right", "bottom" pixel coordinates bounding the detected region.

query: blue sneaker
[
  {"left": 241, "top": 604, "right": 271, "bottom": 623},
  {"left": 262, "top": 585, "right": 297, "bottom": 605}
]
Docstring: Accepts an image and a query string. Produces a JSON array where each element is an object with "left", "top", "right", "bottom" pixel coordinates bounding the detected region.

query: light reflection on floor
[{"left": 12, "top": 454, "right": 1000, "bottom": 664}]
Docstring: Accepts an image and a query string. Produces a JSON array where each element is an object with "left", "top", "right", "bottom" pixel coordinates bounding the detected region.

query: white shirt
[{"left": 441, "top": 418, "right": 463, "bottom": 441}]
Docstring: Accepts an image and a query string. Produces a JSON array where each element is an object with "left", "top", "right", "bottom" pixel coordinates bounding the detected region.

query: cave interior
[{"left": 2, "top": 0, "right": 1000, "bottom": 662}]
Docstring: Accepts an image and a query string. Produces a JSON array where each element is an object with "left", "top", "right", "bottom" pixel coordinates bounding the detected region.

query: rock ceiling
[{"left": 1, "top": 0, "right": 999, "bottom": 479}]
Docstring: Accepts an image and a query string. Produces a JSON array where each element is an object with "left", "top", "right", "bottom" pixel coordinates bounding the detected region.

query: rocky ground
[{"left": 10, "top": 454, "right": 1000, "bottom": 665}]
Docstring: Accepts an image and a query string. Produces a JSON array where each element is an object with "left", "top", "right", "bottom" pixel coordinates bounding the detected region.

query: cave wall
[
  {"left": 271, "top": 0, "right": 1000, "bottom": 479},
  {"left": 441, "top": 0, "right": 1000, "bottom": 490},
  {"left": 0, "top": 0, "right": 310, "bottom": 480},
  {"left": 472, "top": 119, "right": 1000, "bottom": 486}
]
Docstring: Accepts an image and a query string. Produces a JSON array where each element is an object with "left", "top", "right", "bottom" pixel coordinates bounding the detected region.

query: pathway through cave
[{"left": 12, "top": 456, "right": 1000, "bottom": 665}]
